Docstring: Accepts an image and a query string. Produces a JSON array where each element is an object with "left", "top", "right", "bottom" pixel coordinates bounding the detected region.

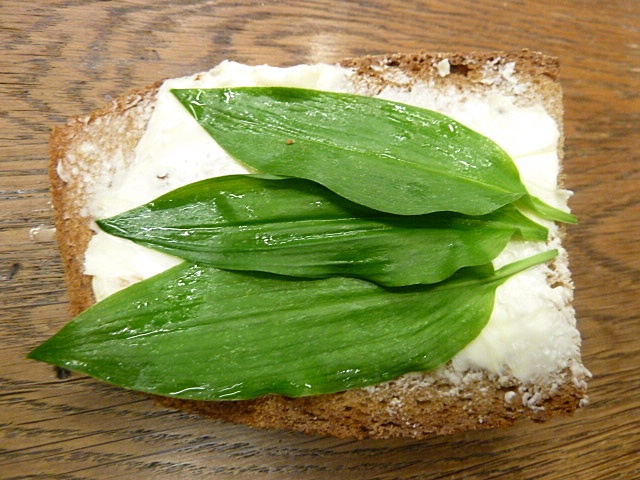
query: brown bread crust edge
[{"left": 48, "top": 50, "right": 587, "bottom": 440}]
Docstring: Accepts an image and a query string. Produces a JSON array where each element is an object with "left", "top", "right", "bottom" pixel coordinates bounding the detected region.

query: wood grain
[{"left": 1, "top": 0, "right": 638, "bottom": 478}]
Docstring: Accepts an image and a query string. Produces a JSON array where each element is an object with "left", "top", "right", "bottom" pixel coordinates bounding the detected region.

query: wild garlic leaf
[
  {"left": 27, "top": 250, "right": 557, "bottom": 401},
  {"left": 171, "top": 87, "right": 574, "bottom": 222},
  {"left": 97, "top": 174, "right": 548, "bottom": 287}
]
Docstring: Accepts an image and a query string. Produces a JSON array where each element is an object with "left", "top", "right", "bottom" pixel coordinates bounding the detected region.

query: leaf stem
[
  {"left": 493, "top": 249, "right": 558, "bottom": 282},
  {"left": 516, "top": 195, "right": 578, "bottom": 224}
]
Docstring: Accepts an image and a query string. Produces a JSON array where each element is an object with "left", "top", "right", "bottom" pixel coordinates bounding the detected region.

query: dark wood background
[{"left": 1, "top": 1, "right": 638, "bottom": 478}]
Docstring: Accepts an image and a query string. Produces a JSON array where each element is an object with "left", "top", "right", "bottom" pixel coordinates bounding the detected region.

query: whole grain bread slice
[{"left": 49, "top": 50, "right": 588, "bottom": 439}]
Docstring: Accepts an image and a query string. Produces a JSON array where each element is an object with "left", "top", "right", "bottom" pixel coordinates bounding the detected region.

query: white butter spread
[{"left": 84, "top": 60, "right": 581, "bottom": 387}]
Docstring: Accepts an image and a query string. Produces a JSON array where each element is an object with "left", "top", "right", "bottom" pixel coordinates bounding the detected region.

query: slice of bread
[{"left": 49, "top": 51, "right": 589, "bottom": 439}]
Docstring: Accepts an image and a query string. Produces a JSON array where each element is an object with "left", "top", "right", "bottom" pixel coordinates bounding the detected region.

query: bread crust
[
  {"left": 49, "top": 50, "right": 587, "bottom": 439},
  {"left": 50, "top": 83, "right": 161, "bottom": 316}
]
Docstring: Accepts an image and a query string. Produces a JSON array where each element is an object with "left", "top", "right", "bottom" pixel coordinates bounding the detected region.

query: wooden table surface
[{"left": 2, "top": 1, "right": 638, "bottom": 478}]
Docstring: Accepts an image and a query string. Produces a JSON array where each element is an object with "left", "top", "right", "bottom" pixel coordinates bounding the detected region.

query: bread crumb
[
  {"left": 504, "top": 391, "right": 518, "bottom": 404},
  {"left": 500, "top": 62, "right": 518, "bottom": 84},
  {"left": 435, "top": 59, "right": 451, "bottom": 77}
]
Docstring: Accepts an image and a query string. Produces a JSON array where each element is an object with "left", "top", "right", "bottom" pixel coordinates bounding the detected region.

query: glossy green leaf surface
[
  {"left": 28, "top": 251, "right": 556, "bottom": 401},
  {"left": 171, "top": 87, "right": 529, "bottom": 216},
  {"left": 97, "top": 174, "right": 548, "bottom": 286},
  {"left": 172, "top": 87, "right": 576, "bottom": 222}
]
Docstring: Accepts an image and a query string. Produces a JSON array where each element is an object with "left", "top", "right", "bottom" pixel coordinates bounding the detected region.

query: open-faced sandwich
[{"left": 30, "top": 51, "right": 589, "bottom": 439}]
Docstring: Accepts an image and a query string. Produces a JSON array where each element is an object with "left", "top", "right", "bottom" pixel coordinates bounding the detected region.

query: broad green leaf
[
  {"left": 28, "top": 250, "right": 556, "bottom": 401},
  {"left": 171, "top": 87, "right": 573, "bottom": 222},
  {"left": 97, "top": 174, "right": 548, "bottom": 286}
]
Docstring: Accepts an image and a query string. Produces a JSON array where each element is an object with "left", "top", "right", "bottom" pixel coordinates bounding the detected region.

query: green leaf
[
  {"left": 516, "top": 194, "right": 578, "bottom": 224},
  {"left": 171, "top": 87, "right": 530, "bottom": 216},
  {"left": 97, "top": 174, "right": 548, "bottom": 286},
  {"left": 27, "top": 251, "right": 556, "bottom": 401}
]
